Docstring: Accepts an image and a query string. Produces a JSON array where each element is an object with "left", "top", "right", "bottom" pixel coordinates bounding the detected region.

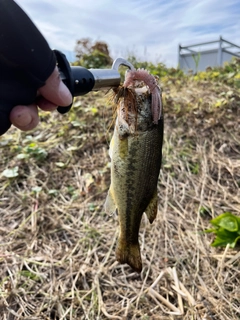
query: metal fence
[{"left": 178, "top": 36, "right": 240, "bottom": 73}]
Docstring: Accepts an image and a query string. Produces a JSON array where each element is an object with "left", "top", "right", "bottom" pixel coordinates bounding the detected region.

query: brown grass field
[{"left": 0, "top": 74, "right": 240, "bottom": 319}]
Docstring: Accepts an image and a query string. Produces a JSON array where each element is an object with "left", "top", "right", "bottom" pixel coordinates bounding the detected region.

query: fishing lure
[{"left": 123, "top": 69, "right": 162, "bottom": 124}]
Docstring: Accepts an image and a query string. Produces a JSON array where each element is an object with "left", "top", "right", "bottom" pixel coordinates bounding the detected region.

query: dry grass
[{"left": 0, "top": 77, "right": 240, "bottom": 319}]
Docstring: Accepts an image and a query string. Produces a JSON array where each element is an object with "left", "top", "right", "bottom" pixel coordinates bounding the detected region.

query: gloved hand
[{"left": 0, "top": 0, "right": 73, "bottom": 136}]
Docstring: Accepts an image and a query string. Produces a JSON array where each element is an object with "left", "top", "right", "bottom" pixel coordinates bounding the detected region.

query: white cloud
[{"left": 15, "top": 0, "right": 240, "bottom": 66}]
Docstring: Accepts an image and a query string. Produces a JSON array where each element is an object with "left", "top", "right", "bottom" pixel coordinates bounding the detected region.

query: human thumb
[{"left": 38, "top": 66, "right": 72, "bottom": 106}]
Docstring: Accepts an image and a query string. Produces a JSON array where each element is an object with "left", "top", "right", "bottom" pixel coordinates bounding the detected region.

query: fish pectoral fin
[
  {"left": 145, "top": 188, "right": 158, "bottom": 224},
  {"left": 116, "top": 238, "right": 142, "bottom": 273},
  {"left": 104, "top": 187, "right": 117, "bottom": 215}
]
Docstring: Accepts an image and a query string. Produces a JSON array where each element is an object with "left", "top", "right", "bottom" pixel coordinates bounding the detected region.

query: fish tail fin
[{"left": 116, "top": 238, "right": 142, "bottom": 273}]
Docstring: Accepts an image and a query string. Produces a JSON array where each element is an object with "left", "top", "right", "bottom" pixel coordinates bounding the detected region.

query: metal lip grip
[
  {"left": 54, "top": 50, "right": 135, "bottom": 114},
  {"left": 54, "top": 50, "right": 95, "bottom": 114},
  {"left": 89, "top": 58, "right": 135, "bottom": 90}
]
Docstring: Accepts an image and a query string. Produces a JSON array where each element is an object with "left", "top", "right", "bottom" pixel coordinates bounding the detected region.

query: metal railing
[{"left": 178, "top": 36, "right": 240, "bottom": 73}]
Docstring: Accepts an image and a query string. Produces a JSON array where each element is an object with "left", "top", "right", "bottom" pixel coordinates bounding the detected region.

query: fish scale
[{"left": 105, "top": 82, "right": 163, "bottom": 273}]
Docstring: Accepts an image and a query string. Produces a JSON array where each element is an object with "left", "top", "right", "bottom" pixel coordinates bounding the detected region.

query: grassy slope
[{"left": 0, "top": 62, "right": 240, "bottom": 319}]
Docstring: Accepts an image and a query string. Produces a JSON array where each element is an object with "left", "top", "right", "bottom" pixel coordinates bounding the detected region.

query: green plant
[
  {"left": 205, "top": 212, "right": 240, "bottom": 248},
  {"left": 193, "top": 57, "right": 240, "bottom": 89},
  {"left": 128, "top": 56, "right": 184, "bottom": 78},
  {"left": 16, "top": 142, "right": 48, "bottom": 161},
  {"left": 192, "top": 52, "right": 201, "bottom": 72},
  {"left": 1, "top": 166, "right": 19, "bottom": 178},
  {"left": 73, "top": 38, "right": 112, "bottom": 68}
]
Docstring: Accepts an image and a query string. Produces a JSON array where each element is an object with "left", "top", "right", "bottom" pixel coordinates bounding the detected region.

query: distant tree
[
  {"left": 73, "top": 38, "right": 112, "bottom": 69},
  {"left": 74, "top": 38, "right": 92, "bottom": 59}
]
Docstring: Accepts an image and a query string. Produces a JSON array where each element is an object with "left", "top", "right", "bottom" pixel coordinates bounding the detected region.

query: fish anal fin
[
  {"left": 116, "top": 238, "right": 142, "bottom": 273},
  {"left": 145, "top": 188, "right": 158, "bottom": 224},
  {"left": 104, "top": 187, "right": 116, "bottom": 215}
]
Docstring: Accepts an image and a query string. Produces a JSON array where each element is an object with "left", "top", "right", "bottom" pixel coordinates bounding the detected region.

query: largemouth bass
[{"left": 105, "top": 70, "right": 163, "bottom": 273}]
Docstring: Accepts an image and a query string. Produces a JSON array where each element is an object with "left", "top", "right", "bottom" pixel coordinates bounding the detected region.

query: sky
[{"left": 15, "top": 0, "right": 240, "bottom": 67}]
